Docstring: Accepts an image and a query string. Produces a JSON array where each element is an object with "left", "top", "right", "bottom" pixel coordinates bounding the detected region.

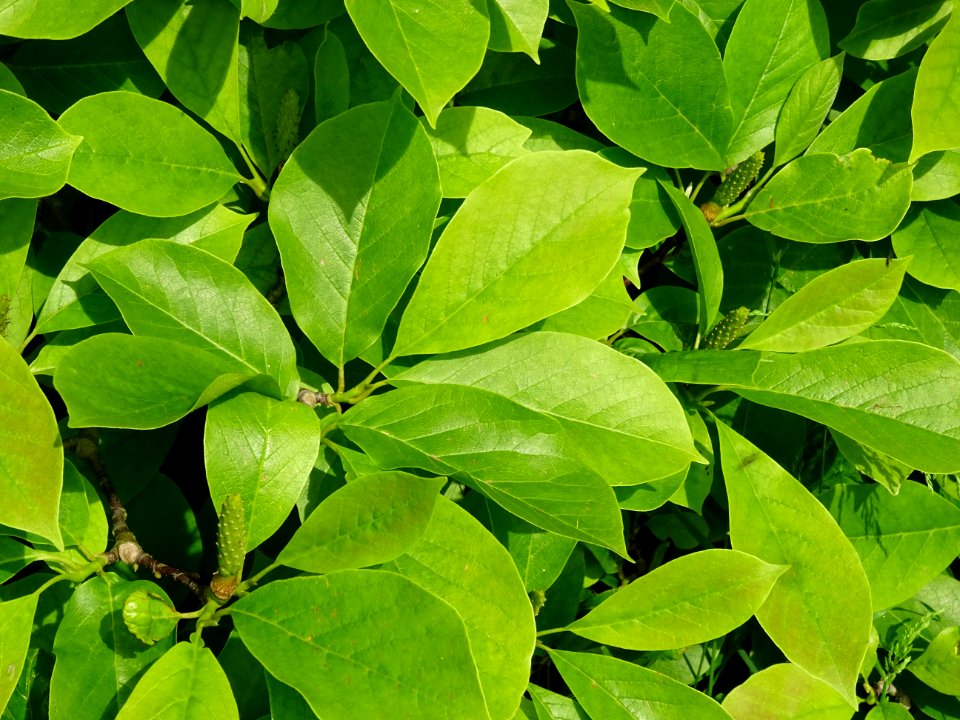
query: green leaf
[
  {"left": 340, "top": 383, "right": 628, "bottom": 555},
  {"left": 892, "top": 201, "right": 960, "bottom": 292},
  {"left": 6, "top": 15, "right": 166, "bottom": 116},
  {"left": 808, "top": 68, "right": 915, "bottom": 163},
  {"left": 721, "top": 663, "right": 853, "bottom": 720},
  {"left": 0, "top": 60, "right": 23, "bottom": 94},
  {"left": 269, "top": 97, "right": 440, "bottom": 367},
  {"left": 0, "top": 0, "right": 132, "bottom": 39},
  {"left": 528, "top": 683, "right": 589, "bottom": 720},
  {"left": 572, "top": 2, "right": 732, "bottom": 170},
  {"left": 910, "top": 626, "right": 960, "bottom": 696},
  {"left": 865, "top": 703, "right": 913, "bottom": 720},
  {"left": 57, "top": 92, "right": 240, "bottom": 217},
  {"left": 841, "top": 0, "right": 953, "bottom": 60},
  {"left": 567, "top": 549, "right": 786, "bottom": 650},
  {"left": 36, "top": 204, "right": 254, "bottom": 334},
  {"left": 864, "top": 277, "right": 960, "bottom": 362},
  {"left": 88, "top": 239, "right": 298, "bottom": 398},
  {"left": 607, "top": 0, "right": 674, "bottom": 19},
  {"left": 830, "top": 430, "right": 911, "bottom": 496},
  {"left": 0, "top": 337, "right": 62, "bottom": 549},
  {"left": 0, "top": 593, "right": 37, "bottom": 714},
  {"left": 485, "top": 502, "right": 576, "bottom": 593},
  {"left": 624, "top": 173, "right": 680, "bottom": 250},
  {"left": 488, "top": 0, "right": 548, "bottom": 60},
  {"left": 55, "top": 334, "right": 252, "bottom": 429},
  {"left": 0, "top": 199, "right": 35, "bottom": 312},
  {"left": 204, "top": 391, "right": 321, "bottom": 550},
  {"left": 344, "top": 0, "right": 489, "bottom": 126},
  {"left": 423, "top": 106, "right": 531, "bottom": 198},
  {"left": 723, "top": 0, "right": 829, "bottom": 163},
  {"left": 661, "top": 182, "right": 723, "bottom": 336},
  {"left": 548, "top": 649, "right": 734, "bottom": 720},
  {"left": 127, "top": 0, "right": 243, "bottom": 143},
  {"left": 116, "top": 641, "right": 239, "bottom": 720},
  {"left": 395, "top": 331, "right": 700, "bottom": 485},
  {"left": 913, "top": 149, "right": 960, "bottom": 201},
  {"left": 260, "top": 0, "right": 345, "bottom": 28},
  {"left": 0, "top": 537, "right": 44, "bottom": 584},
  {"left": 232, "top": 572, "right": 489, "bottom": 720},
  {"left": 911, "top": 12, "right": 960, "bottom": 162},
  {"left": 740, "top": 257, "right": 910, "bottom": 352},
  {"left": 643, "top": 341, "right": 960, "bottom": 473},
  {"left": 313, "top": 27, "right": 350, "bottom": 124},
  {"left": 530, "top": 264, "right": 633, "bottom": 340},
  {"left": 277, "top": 471, "right": 443, "bottom": 572},
  {"left": 774, "top": 54, "right": 844, "bottom": 167},
  {"left": 383, "top": 498, "right": 536, "bottom": 720},
  {"left": 717, "top": 422, "right": 872, "bottom": 706},
  {"left": 745, "top": 149, "right": 913, "bottom": 243},
  {"left": 0, "top": 90, "right": 80, "bottom": 201},
  {"left": 59, "top": 458, "right": 107, "bottom": 553},
  {"left": 393, "top": 150, "right": 641, "bottom": 356},
  {"left": 821, "top": 481, "right": 960, "bottom": 611},
  {"left": 49, "top": 575, "right": 174, "bottom": 720}
]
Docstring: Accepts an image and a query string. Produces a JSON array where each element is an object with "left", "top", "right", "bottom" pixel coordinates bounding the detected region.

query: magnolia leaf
[
  {"left": 911, "top": 12, "right": 960, "bottom": 162},
  {"left": 840, "top": 0, "right": 953, "bottom": 60},
  {"left": 0, "top": 593, "right": 38, "bottom": 712},
  {"left": 487, "top": 0, "right": 549, "bottom": 60},
  {"left": 909, "top": 626, "right": 960, "bottom": 696},
  {"left": 892, "top": 201, "right": 960, "bottom": 292},
  {"left": 0, "top": 0, "right": 132, "bottom": 39},
  {"left": 774, "top": 54, "right": 844, "bottom": 167},
  {"left": 722, "top": 663, "right": 853, "bottom": 720}
]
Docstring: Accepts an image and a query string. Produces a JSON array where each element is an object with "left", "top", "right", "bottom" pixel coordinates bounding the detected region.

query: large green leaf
[
  {"left": 57, "top": 92, "right": 240, "bottom": 217},
  {"left": 740, "top": 257, "right": 909, "bottom": 352},
  {"left": 55, "top": 334, "right": 252, "bottom": 429},
  {"left": 643, "top": 341, "right": 960, "bottom": 473},
  {"left": 127, "top": 0, "right": 243, "bottom": 143},
  {"left": 572, "top": 2, "right": 732, "bottom": 170},
  {"left": 774, "top": 54, "right": 844, "bottom": 167},
  {"left": 566, "top": 549, "right": 785, "bottom": 650},
  {"left": 0, "top": 0, "right": 131, "bottom": 39},
  {"left": 911, "top": 12, "right": 960, "bottom": 162},
  {"left": 340, "top": 383, "right": 628, "bottom": 555},
  {"left": 269, "top": 97, "right": 439, "bottom": 367},
  {"left": 0, "top": 593, "right": 37, "bottom": 713},
  {"left": 723, "top": 0, "right": 829, "bottom": 163},
  {"left": 423, "top": 106, "right": 531, "bottom": 198},
  {"left": 722, "top": 663, "right": 853, "bottom": 720},
  {"left": 892, "top": 200, "right": 960, "bottom": 291},
  {"left": 383, "top": 499, "right": 536, "bottom": 720},
  {"left": 549, "top": 649, "right": 734, "bottom": 720},
  {"left": 840, "top": 0, "right": 953, "bottom": 60},
  {"left": 232, "top": 572, "right": 489, "bottom": 720},
  {"left": 0, "top": 90, "right": 80, "bottom": 201},
  {"left": 0, "top": 337, "right": 62, "bottom": 549},
  {"left": 48, "top": 575, "right": 174, "bottom": 720},
  {"left": 718, "top": 422, "right": 872, "bottom": 706},
  {"left": 343, "top": 0, "right": 489, "bottom": 126},
  {"left": 393, "top": 150, "right": 640, "bottom": 356},
  {"left": 661, "top": 182, "right": 724, "bottom": 336},
  {"left": 745, "top": 150, "right": 913, "bottom": 242},
  {"left": 487, "top": 0, "right": 548, "bottom": 60},
  {"left": 88, "top": 239, "right": 298, "bottom": 398},
  {"left": 115, "top": 641, "right": 239, "bottom": 719},
  {"left": 204, "top": 391, "right": 321, "bottom": 551},
  {"left": 395, "top": 331, "right": 699, "bottom": 485},
  {"left": 277, "top": 471, "right": 443, "bottom": 572},
  {"left": 36, "top": 204, "right": 254, "bottom": 334},
  {"left": 821, "top": 481, "right": 960, "bottom": 611}
]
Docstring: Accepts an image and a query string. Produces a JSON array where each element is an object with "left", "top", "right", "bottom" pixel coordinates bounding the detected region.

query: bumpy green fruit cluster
[
  {"left": 122, "top": 590, "right": 179, "bottom": 645},
  {"left": 713, "top": 150, "right": 765, "bottom": 207},
  {"left": 704, "top": 307, "right": 750, "bottom": 349},
  {"left": 210, "top": 494, "right": 246, "bottom": 602}
]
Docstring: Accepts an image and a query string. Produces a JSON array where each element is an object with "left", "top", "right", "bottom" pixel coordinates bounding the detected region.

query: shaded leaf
[
  {"left": 892, "top": 200, "right": 960, "bottom": 292},
  {"left": 841, "top": 0, "right": 953, "bottom": 60}
]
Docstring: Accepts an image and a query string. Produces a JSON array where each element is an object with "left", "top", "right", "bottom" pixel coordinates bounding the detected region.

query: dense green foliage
[{"left": 1, "top": 0, "right": 960, "bottom": 718}]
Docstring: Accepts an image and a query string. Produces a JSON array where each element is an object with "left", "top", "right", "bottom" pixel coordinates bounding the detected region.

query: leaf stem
[
  {"left": 536, "top": 627, "right": 566, "bottom": 638},
  {"left": 239, "top": 145, "right": 270, "bottom": 201},
  {"left": 18, "top": 329, "right": 37, "bottom": 354},
  {"left": 236, "top": 562, "right": 280, "bottom": 595},
  {"left": 690, "top": 171, "right": 713, "bottom": 203},
  {"left": 711, "top": 165, "right": 775, "bottom": 225}
]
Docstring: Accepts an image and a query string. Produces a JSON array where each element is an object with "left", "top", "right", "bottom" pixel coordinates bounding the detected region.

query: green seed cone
[
  {"left": 712, "top": 151, "right": 764, "bottom": 207},
  {"left": 122, "top": 590, "right": 179, "bottom": 645},
  {"left": 704, "top": 306, "right": 750, "bottom": 349},
  {"left": 216, "top": 494, "right": 246, "bottom": 579}
]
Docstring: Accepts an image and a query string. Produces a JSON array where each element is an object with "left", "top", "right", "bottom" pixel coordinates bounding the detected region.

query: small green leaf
[
  {"left": 865, "top": 703, "right": 913, "bottom": 720},
  {"left": 774, "top": 54, "right": 844, "bottom": 167},
  {"left": 313, "top": 27, "right": 350, "bottom": 124},
  {"left": 127, "top": 0, "right": 243, "bottom": 143},
  {"left": 549, "top": 649, "right": 734, "bottom": 720},
  {"left": 740, "top": 257, "right": 910, "bottom": 352},
  {"left": 0, "top": 336, "right": 62, "bottom": 549},
  {"left": 892, "top": 201, "right": 960, "bottom": 292},
  {"left": 394, "top": 151, "right": 641, "bottom": 356},
  {"left": 722, "top": 663, "right": 853, "bottom": 720},
  {"left": 121, "top": 590, "right": 180, "bottom": 646},
  {"left": 0, "top": 90, "right": 80, "bottom": 201},
  {"left": 487, "top": 0, "right": 549, "bottom": 60},
  {"left": 567, "top": 549, "right": 786, "bottom": 650},
  {"left": 572, "top": 2, "right": 732, "bottom": 170},
  {"left": 909, "top": 626, "right": 960, "bottom": 696},
  {"left": 911, "top": 12, "right": 960, "bottom": 162},
  {"left": 831, "top": 430, "right": 911, "bottom": 496},
  {"left": 344, "top": 0, "right": 490, "bottom": 126},
  {"left": 528, "top": 683, "right": 589, "bottom": 720},
  {"left": 88, "top": 239, "right": 298, "bottom": 398},
  {"left": 232, "top": 572, "right": 489, "bottom": 720},
  {"left": 205, "top": 392, "right": 321, "bottom": 551},
  {"left": 59, "top": 458, "right": 107, "bottom": 553},
  {"left": 0, "top": 593, "right": 37, "bottom": 713},
  {"left": 746, "top": 149, "right": 913, "bottom": 243},
  {"left": 485, "top": 501, "right": 576, "bottom": 593},
  {"left": 277, "top": 471, "right": 443, "bottom": 573},
  {"left": 57, "top": 92, "right": 240, "bottom": 217},
  {"left": 912, "top": 149, "right": 960, "bottom": 201},
  {"left": 115, "top": 641, "right": 239, "bottom": 720},
  {"left": 718, "top": 422, "right": 872, "bottom": 706},
  {"left": 0, "top": 0, "right": 133, "bottom": 39},
  {"left": 840, "top": 0, "right": 952, "bottom": 60}
]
